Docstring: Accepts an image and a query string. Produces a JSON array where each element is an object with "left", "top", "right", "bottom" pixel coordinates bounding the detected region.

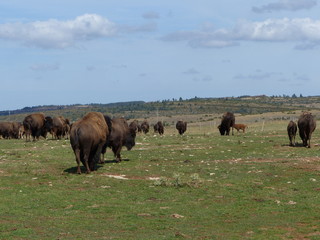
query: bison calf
[
  {"left": 287, "top": 121, "right": 297, "bottom": 146},
  {"left": 233, "top": 123, "right": 247, "bottom": 133}
]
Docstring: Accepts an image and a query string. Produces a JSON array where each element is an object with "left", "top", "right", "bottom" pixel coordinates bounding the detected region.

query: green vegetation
[
  {"left": 1, "top": 118, "right": 320, "bottom": 239},
  {"left": 1, "top": 95, "right": 320, "bottom": 123}
]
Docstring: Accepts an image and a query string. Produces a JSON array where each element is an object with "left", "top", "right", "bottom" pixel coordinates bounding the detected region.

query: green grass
[{"left": 1, "top": 121, "right": 320, "bottom": 239}]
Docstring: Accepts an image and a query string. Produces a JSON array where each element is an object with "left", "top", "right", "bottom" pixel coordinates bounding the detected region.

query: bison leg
[
  {"left": 82, "top": 153, "right": 91, "bottom": 174},
  {"left": 99, "top": 153, "right": 105, "bottom": 164},
  {"left": 226, "top": 129, "right": 230, "bottom": 136},
  {"left": 74, "top": 149, "right": 82, "bottom": 174},
  {"left": 112, "top": 146, "right": 122, "bottom": 162},
  {"left": 116, "top": 152, "right": 122, "bottom": 162},
  {"left": 307, "top": 135, "right": 311, "bottom": 148},
  {"left": 99, "top": 144, "right": 107, "bottom": 164}
]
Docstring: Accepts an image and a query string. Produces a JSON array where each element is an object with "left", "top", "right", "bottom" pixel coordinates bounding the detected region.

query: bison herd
[
  {"left": 287, "top": 112, "right": 316, "bottom": 148},
  {"left": 0, "top": 111, "right": 317, "bottom": 173},
  {"left": 0, "top": 111, "right": 189, "bottom": 174}
]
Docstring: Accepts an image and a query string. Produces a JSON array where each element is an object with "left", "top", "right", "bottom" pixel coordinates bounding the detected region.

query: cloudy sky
[{"left": 1, "top": 0, "right": 319, "bottom": 110}]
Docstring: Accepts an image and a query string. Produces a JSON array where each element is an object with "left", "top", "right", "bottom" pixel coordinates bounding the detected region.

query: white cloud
[
  {"left": 252, "top": 0, "right": 317, "bottom": 13},
  {"left": 162, "top": 18, "right": 320, "bottom": 49},
  {"left": 0, "top": 14, "right": 116, "bottom": 49}
]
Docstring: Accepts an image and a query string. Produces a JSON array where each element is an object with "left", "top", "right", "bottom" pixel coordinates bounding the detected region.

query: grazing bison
[
  {"left": 176, "top": 121, "right": 187, "bottom": 135},
  {"left": 23, "top": 113, "right": 52, "bottom": 141},
  {"left": 233, "top": 123, "right": 247, "bottom": 133},
  {"left": 0, "top": 122, "right": 14, "bottom": 139},
  {"left": 101, "top": 117, "right": 136, "bottom": 163},
  {"left": 154, "top": 121, "right": 164, "bottom": 135},
  {"left": 129, "top": 120, "right": 141, "bottom": 133},
  {"left": 140, "top": 121, "right": 150, "bottom": 134},
  {"left": 218, "top": 112, "right": 235, "bottom": 136},
  {"left": 51, "top": 116, "right": 70, "bottom": 139},
  {"left": 0, "top": 122, "right": 24, "bottom": 139},
  {"left": 298, "top": 112, "right": 316, "bottom": 148},
  {"left": 287, "top": 121, "right": 297, "bottom": 146},
  {"left": 70, "top": 112, "right": 109, "bottom": 174}
]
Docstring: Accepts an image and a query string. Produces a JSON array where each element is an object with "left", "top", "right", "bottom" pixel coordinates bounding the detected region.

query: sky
[{"left": 1, "top": 0, "right": 319, "bottom": 111}]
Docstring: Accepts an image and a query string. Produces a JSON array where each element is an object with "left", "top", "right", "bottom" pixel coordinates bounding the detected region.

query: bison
[
  {"left": 0, "top": 122, "right": 14, "bottom": 139},
  {"left": 23, "top": 113, "right": 52, "bottom": 141},
  {"left": 101, "top": 117, "right": 136, "bottom": 163},
  {"left": 218, "top": 112, "right": 235, "bottom": 136},
  {"left": 51, "top": 116, "right": 70, "bottom": 139},
  {"left": 154, "top": 121, "right": 164, "bottom": 135},
  {"left": 287, "top": 121, "right": 297, "bottom": 146},
  {"left": 70, "top": 112, "right": 109, "bottom": 174},
  {"left": 129, "top": 120, "right": 141, "bottom": 133},
  {"left": 140, "top": 121, "right": 149, "bottom": 134},
  {"left": 0, "top": 122, "right": 24, "bottom": 139},
  {"left": 233, "top": 123, "right": 247, "bottom": 133},
  {"left": 176, "top": 121, "right": 187, "bottom": 135},
  {"left": 298, "top": 112, "right": 316, "bottom": 148}
]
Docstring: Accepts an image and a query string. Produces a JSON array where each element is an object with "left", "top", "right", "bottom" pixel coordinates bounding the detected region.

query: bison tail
[{"left": 104, "top": 115, "right": 113, "bottom": 133}]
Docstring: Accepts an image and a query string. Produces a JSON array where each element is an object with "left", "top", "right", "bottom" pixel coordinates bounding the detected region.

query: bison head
[
  {"left": 218, "top": 125, "right": 227, "bottom": 136},
  {"left": 125, "top": 127, "right": 136, "bottom": 150},
  {"left": 42, "top": 116, "right": 53, "bottom": 138}
]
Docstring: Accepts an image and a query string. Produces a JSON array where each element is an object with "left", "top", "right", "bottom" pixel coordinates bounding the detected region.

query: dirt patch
[{"left": 100, "top": 173, "right": 162, "bottom": 181}]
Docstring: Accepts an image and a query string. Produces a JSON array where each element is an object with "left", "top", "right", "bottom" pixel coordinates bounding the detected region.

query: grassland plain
[{"left": 1, "top": 117, "right": 320, "bottom": 240}]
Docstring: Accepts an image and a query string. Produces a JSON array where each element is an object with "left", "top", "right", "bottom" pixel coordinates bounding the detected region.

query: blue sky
[{"left": 1, "top": 0, "right": 319, "bottom": 110}]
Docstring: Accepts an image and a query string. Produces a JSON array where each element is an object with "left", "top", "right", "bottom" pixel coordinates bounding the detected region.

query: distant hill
[
  {"left": 1, "top": 96, "right": 319, "bottom": 122},
  {"left": 0, "top": 101, "right": 146, "bottom": 116}
]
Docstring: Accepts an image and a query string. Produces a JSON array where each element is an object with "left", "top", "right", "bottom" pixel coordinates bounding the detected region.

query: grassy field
[{"left": 1, "top": 116, "right": 320, "bottom": 239}]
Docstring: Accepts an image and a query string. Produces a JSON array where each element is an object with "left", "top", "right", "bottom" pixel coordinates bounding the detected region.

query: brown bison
[
  {"left": 287, "top": 121, "right": 297, "bottom": 146},
  {"left": 23, "top": 113, "right": 52, "bottom": 141},
  {"left": 0, "top": 122, "right": 24, "bottom": 139},
  {"left": 218, "top": 112, "right": 235, "bottom": 136},
  {"left": 233, "top": 123, "right": 247, "bottom": 133},
  {"left": 70, "top": 112, "right": 109, "bottom": 174},
  {"left": 140, "top": 121, "right": 149, "bottom": 134},
  {"left": 101, "top": 117, "right": 136, "bottom": 163},
  {"left": 154, "top": 121, "right": 164, "bottom": 135},
  {"left": 51, "top": 116, "right": 70, "bottom": 139},
  {"left": 176, "top": 121, "right": 187, "bottom": 135},
  {"left": 298, "top": 112, "right": 316, "bottom": 148},
  {"left": 0, "top": 122, "right": 14, "bottom": 139}
]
